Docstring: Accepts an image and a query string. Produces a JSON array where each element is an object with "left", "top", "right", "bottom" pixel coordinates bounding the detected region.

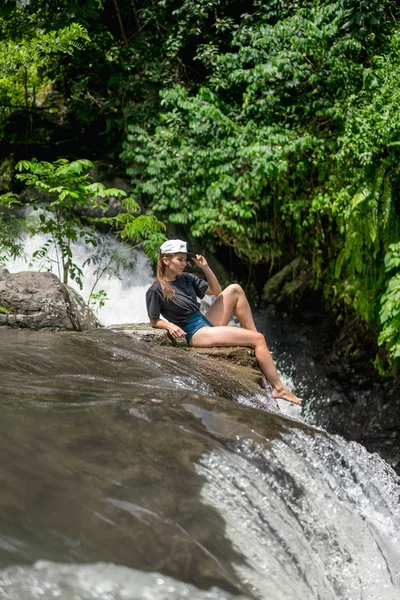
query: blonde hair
[{"left": 156, "top": 253, "right": 176, "bottom": 300}]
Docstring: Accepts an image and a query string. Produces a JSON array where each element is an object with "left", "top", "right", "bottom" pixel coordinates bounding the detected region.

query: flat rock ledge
[
  {"left": 107, "top": 322, "right": 257, "bottom": 367},
  {"left": 0, "top": 269, "right": 101, "bottom": 331}
]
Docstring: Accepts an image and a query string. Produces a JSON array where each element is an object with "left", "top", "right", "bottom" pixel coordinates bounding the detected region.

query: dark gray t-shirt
[{"left": 146, "top": 273, "right": 209, "bottom": 328}]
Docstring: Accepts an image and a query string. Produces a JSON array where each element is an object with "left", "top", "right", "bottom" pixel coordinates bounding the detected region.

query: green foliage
[
  {"left": 114, "top": 212, "right": 167, "bottom": 263},
  {"left": 121, "top": 0, "right": 400, "bottom": 370},
  {"left": 124, "top": 0, "right": 364, "bottom": 263},
  {"left": 379, "top": 243, "right": 400, "bottom": 364},
  {"left": 0, "top": 212, "right": 24, "bottom": 267},
  {"left": 0, "top": 158, "right": 166, "bottom": 288},
  {"left": 331, "top": 28, "right": 400, "bottom": 357},
  {"left": 0, "top": 23, "right": 89, "bottom": 74},
  {"left": 0, "top": 0, "right": 284, "bottom": 153},
  {"left": 89, "top": 289, "right": 108, "bottom": 313},
  {"left": 0, "top": 16, "right": 89, "bottom": 139}
]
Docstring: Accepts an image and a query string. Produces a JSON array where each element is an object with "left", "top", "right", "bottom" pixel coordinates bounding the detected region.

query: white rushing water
[
  {"left": 5, "top": 231, "right": 154, "bottom": 326},
  {"left": 192, "top": 426, "right": 400, "bottom": 600},
  {"left": 0, "top": 562, "right": 244, "bottom": 600}
]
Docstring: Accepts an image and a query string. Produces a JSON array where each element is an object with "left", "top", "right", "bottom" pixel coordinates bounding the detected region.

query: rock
[
  {"left": 106, "top": 323, "right": 277, "bottom": 410},
  {"left": 187, "top": 345, "right": 258, "bottom": 369},
  {"left": 107, "top": 322, "right": 172, "bottom": 345},
  {"left": 0, "top": 156, "right": 15, "bottom": 192},
  {"left": 0, "top": 269, "right": 102, "bottom": 331},
  {"left": 107, "top": 323, "right": 257, "bottom": 365},
  {"left": 262, "top": 257, "right": 312, "bottom": 310}
]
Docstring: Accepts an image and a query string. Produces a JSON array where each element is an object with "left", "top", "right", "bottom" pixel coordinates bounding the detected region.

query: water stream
[
  {"left": 5, "top": 229, "right": 154, "bottom": 325},
  {"left": 1, "top": 235, "right": 400, "bottom": 599}
]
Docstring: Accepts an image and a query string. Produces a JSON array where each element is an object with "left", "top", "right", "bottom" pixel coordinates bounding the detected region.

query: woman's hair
[{"left": 156, "top": 253, "right": 176, "bottom": 300}]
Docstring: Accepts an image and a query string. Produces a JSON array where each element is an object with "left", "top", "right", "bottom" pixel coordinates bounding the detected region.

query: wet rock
[
  {"left": 173, "top": 347, "right": 277, "bottom": 411},
  {"left": 107, "top": 323, "right": 277, "bottom": 410},
  {"left": 187, "top": 345, "right": 258, "bottom": 369},
  {"left": 0, "top": 269, "right": 101, "bottom": 331},
  {"left": 0, "top": 327, "right": 318, "bottom": 596}
]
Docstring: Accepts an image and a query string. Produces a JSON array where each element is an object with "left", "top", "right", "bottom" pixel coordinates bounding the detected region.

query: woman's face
[{"left": 164, "top": 253, "right": 187, "bottom": 278}]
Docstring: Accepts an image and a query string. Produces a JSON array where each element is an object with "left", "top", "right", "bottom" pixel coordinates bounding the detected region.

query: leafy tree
[
  {"left": 0, "top": 158, "right": 166, "bottom": 288},
  {"left": 0, "top": 212, "right": 24, "bottom": 268},
  {"left": 0, "top": 0, "right": 277, "bottom": 155},
  {"left": 0, "top": 16, "right": 89, "bottom": 141},
  {"left": 379, "top": 243, "right": 400, "bottom": 365},
  {"left": 122, "top": 0, "right": 400, "bottom": 368},
  {"left": 332, "top": 27, "right": 400, "bottom": 356}
]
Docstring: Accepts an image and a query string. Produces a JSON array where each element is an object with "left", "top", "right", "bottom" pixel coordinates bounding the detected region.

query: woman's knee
[
  {"left": 250, "top": 331, "right": 266, "bottom": 349},
  {"left": 225, "top": 283, "right": 243, "bottom": 297}
]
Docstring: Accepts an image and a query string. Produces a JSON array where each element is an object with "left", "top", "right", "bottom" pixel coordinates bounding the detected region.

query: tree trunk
[{"left": 112, "top": 0, "right": 129, "bottom": 46}]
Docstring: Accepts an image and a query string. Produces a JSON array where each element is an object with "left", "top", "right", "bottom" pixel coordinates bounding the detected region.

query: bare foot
[{"left": 272, "top": 387, "right": 302, "bottom": 405}]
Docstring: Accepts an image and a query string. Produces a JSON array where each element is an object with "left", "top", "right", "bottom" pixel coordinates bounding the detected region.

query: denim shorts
[{"left": 183, "top": 312, "right": 214, "bottom": 343}]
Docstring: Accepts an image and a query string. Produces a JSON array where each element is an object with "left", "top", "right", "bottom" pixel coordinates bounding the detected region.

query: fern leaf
[
  {"left": 351, "top": 186, "right": 371, "bottom": 209},
  {"left": 368, "top": 194, "right": 379, "bottom": 244},
  {"left": 381, "top": 175, "right": 393, "bottom": 230}
]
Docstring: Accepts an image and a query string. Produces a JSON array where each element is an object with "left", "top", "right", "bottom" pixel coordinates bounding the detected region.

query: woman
[{"left": 146, "top": 239, "right": 302, "bottom": 405}]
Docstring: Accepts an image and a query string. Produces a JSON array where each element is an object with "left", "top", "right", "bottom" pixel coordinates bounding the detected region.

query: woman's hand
[
  {"left": 193, "top": 254, "right": 208, "bottom": 269},
  {"left": 167, "top": 323, "right": 186, "bottom": 339},
  {"left": 193, "top": 255, "right": 222, "bottom": 295}
]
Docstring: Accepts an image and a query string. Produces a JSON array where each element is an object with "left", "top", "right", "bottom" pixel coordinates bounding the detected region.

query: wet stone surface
[
  {"left": 1, "top": 328, "right": 399, "bottom": 600},
  {"left": 106, "top": 323, "right": 273, "bottom": 411},
  {"left": 0, "top": 328, "right": 309, "bottom": 597}
]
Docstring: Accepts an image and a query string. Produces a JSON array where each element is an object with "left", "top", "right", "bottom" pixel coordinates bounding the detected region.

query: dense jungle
[{"left": 0, "top": 1, "right": 400, "bottom": 426}]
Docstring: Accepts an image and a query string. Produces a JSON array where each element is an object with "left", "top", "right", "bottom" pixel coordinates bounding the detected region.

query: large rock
[
  {"left": 106, "top": 322, "right": 277, "bottom": 410},
  {"left": 0, "top": 269, "right": 101, "bottom": 331}
]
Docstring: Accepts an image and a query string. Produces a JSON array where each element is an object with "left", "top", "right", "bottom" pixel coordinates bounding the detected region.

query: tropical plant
[
  {"left": 0, "top": 158, "right": 166, "bottom": 288},
  {"left": 0, "top": 17, "right": 89, "bottom": 140},
  {"left": 0, "top": 212, "right": 24, "bottom": 267},
  {"left": 379, "top": 243, "right": 400, "bottom": 365}
]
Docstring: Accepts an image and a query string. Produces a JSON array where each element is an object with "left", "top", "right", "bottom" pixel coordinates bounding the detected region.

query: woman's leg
[
  {"left": 190, "top": 326, "right": 302, "bottom": 405},
  {"left": 205, "top": 284, "right": 257, "bottom": 330}
]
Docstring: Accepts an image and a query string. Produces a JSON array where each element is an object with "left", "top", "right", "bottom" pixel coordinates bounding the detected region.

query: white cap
[{"left": 160, "top": 239, "right": 188, "bottom": 254}]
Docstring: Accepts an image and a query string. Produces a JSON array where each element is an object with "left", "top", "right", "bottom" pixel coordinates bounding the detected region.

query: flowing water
[
  {"left": 5, "top": 229, "right": 154, "bottom": 325},
  {"left": 1, "top": 235, "right": 400, "bottom": 599}
]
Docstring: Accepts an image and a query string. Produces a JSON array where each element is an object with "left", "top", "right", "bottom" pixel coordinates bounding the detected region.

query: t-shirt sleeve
[
  {"left": 146, "top": 286, "right": 161, "bottom": 320},
  {"left": 186, "top": 273, "right": 209, "bottom": 299}
]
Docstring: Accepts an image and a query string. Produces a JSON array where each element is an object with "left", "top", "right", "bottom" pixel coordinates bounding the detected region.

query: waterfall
[
  {"left": 0, "top": 328, "right": 399, "bottom": 599},
  {"left": 194, "top": 427, "right": 400, "bottom": 599},
  {"left": 0, "top": 562, "right": 241, "bottom": 599},
  {"left": 2, "top": 227, "right": 400, "bottom": 599},
  {"left": 5, "top": 230, "right": 154, "bottom": 325}
]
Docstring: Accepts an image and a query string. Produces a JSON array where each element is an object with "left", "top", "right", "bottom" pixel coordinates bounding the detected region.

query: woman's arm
[
  {"left": 150, "top": 318, "right": 186, "bottom": 339},
  {"left": 193, "top": 255, "right": 222, "bottom": 296}
]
